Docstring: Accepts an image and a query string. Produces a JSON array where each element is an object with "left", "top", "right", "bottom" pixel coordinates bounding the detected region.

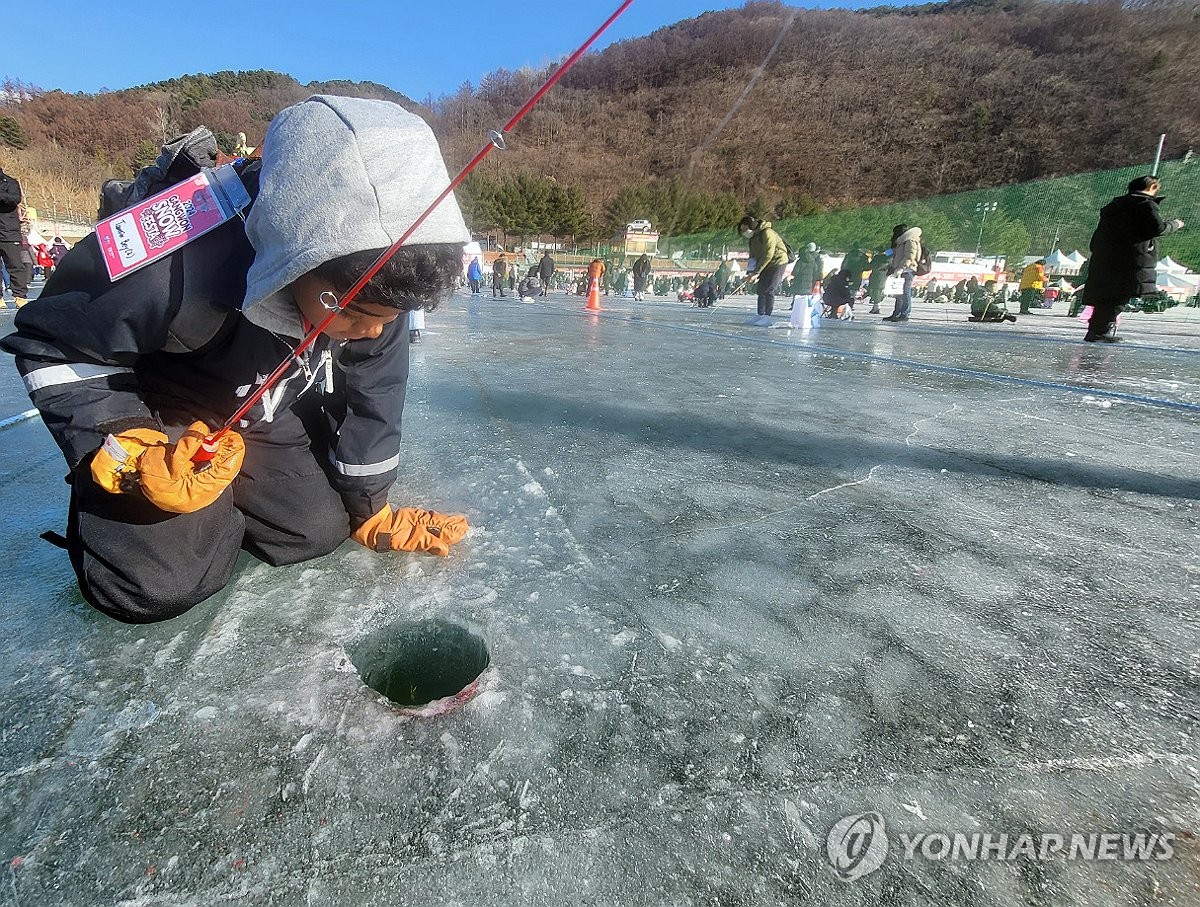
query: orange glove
[
  {"left": 90, "top": 427, "right": 171, "bottom": 495},
  {"left": 351, "top": 506, "right": 469, "bottom": 557},
  {"left": 136, "top": 422, "right": 245, "bottom": 514}
]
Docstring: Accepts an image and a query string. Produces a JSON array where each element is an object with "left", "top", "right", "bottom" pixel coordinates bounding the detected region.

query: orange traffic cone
[{"left": 585, "top": 277, "right": 602, "bottom": 311}]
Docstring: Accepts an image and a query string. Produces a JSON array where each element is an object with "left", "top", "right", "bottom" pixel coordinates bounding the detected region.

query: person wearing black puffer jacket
[
  {"left": 1081, "top": 175, "right": 1184, "bottom": 343},
  {"left": 0, "top": 166, "right": 31, "bottom": 308},
  {"left": 1, "top": 97, "right": 471, "bottom": 624}
]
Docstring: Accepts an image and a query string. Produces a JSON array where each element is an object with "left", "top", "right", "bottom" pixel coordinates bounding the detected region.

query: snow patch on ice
[
  {"left": 654, "top": 630, "right": 683, "bottom": 652},
  {"left": 152, "top": 631, "right": 188, "bottom": 668},
  {"left": 455, "top": 584, "right": 499, "bottom": 607},
  {"left": 298, "top": 568, "right": 324, "bottom": 587},
  {"left": 301, "top": 747, "right": 326, "bottom": 795},
  {"left": 610, "top": 629, "right": 638, "bottom": 647},
  {"left": 194, "top": 617, "right": 241, "bottom": 660},
  {"left": 782, "top": 799, "right": 818, "bottom": 849},
  {"left": 470, "top": 689, "right": 508, "bottom": 711}
]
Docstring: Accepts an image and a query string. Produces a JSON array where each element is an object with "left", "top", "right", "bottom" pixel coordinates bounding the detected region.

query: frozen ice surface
[{"left": 1, "top": 288, "right": 1198, "bottom": 906}]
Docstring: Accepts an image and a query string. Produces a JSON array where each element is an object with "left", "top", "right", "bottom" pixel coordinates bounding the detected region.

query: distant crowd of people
[
  {"left": 4, "top": 147, "right": 1188, "bottom": 347},
  {"left": 493, "top": 176, "right": 1183, "bottom": 344}
]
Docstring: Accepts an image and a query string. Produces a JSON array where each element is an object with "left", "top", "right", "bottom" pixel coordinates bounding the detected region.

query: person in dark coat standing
[
  {"left": 714, "top": 260, "right": 730, "bottom": 299},
  {"left": 537, "top": 251, "right": 555, "bottom": 295},
  {"left": 0, "top": 166, "right": 31, "bottom": 308},
  {"left": 631, "top": 253, "right": 652, "bottom": 301},
  {"left": 492, "top": 253, "right": 508, "bottom": 297},
  {"left": 1081, "top": 175, "right": 1184, "bottom": 342}
]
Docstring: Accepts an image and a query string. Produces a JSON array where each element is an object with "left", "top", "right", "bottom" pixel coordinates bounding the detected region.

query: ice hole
[{"left": 350, "top": 619, "right": 489, "bottom": 710}]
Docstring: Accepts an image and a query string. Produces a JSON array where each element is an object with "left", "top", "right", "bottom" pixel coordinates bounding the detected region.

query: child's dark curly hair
[{"left": 313, "top": 243, "right": 464, "bottom": 312}]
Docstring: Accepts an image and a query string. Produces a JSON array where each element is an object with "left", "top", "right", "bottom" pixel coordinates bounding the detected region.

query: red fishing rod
[{"left": 193, "top": 0, "right": 636, "bottom": 468}]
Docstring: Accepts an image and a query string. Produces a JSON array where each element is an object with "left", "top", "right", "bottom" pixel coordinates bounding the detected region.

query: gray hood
[{"left": 242, "top": 95, "right": 469, "bottom": 311}]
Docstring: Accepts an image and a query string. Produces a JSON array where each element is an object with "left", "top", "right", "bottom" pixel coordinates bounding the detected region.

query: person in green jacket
[
  {"left": 866, "top": 249, "right": 890, "bottom": 314},
  {"left": 714, "top": 260, "right": 730, "bottom": 299},
  {"left": 842, "top": 245, "right": 871, "bottom": 291},
  {"left": 739, "top": 214, "right": 789, "bottom": 326},
  {"left": 791, "top": 242, "right": 822, "bottom": 297},
  {"left": 968, "top": 279, "right": 1017, "bottom": 323}
]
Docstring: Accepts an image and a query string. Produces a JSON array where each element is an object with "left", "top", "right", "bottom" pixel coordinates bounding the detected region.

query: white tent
[
  {"left": 1043, "top": 249, "right": 1068, "bottom": 270},
  {"left": 1157, "top": 271, "right": 1197, "bottom": 288},
  {"left": 26, "top": 226, "right": 47, "bottom": 248},
  {"left": 1155, "top": 270, "right": 1199, "bottom": 299},
  {"left": 1067, "top": 251, "right": 1088, "bottom": 266},
  {"left": 1157, "top": 256, "right": 1187, "bottom": 273},
  {"left": 1044, "top": 249, "right": 1082, "bottom": 275}
]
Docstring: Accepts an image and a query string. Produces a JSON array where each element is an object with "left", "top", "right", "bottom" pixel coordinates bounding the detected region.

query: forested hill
[
  {"left": 440, "top": 0, "right": 1197, "bottom": 210},
  {"left": 2, "top": 0, "right": 1198, "bottom": 232}
]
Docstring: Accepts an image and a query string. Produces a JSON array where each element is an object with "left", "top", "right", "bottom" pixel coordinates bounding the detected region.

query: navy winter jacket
[{"left": 1, "top": 175, "right": 407, "bottom": 524}]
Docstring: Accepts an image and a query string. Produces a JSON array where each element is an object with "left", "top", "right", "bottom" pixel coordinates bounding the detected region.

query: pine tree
[{"left": 0, "top": 115, "right": 27, "bottom": 150}]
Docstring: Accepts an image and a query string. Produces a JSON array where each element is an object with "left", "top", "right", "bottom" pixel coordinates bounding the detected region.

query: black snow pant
[
  {"left": 67, "top": 407, "right": 352, "bottom": 624},
  {"left": 757, "top": 263, "right": 786, "bottom": 316},
  {"left": 0, "top": 241, "right": 31, "bottom": 300},
  {"left": 1085, "top": 290, "right": 1131, "bottom": 339}
]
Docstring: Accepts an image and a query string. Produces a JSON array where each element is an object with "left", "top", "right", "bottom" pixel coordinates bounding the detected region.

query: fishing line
[
  {"left": 682, "top": 9, "right": 798, "bottom": 186},
  {"left": 651, "top": 9, "right": 799, "bottom": 249},
  {"left": 193, "top": 0, "right": 637, "bottom": 467}
]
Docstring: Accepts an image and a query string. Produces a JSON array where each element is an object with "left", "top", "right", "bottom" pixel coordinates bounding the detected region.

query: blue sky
[{"left": 4, "top": 1, "right": 900, "bottom": 100}]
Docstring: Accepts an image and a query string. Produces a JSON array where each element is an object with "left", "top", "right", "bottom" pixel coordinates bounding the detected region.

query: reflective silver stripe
[
  {"left": 331, "top": 452, "right": 401, "bottom": 477},
  {"left": 23, "top": 364, "right": 135, "bottom": 393}
]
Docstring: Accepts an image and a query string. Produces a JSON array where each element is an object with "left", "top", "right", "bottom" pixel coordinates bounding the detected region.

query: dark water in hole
[{"left": 349, "top": 618, "right": 489, "bottom": 707}]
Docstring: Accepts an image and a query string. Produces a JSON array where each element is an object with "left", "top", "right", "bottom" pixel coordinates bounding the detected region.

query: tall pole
[
  {"left": 1152, "top": 134, "right": 1166, "bottom": 175},
  {"left": 974, "top": 201, "right": 997, "bottom": 258}
]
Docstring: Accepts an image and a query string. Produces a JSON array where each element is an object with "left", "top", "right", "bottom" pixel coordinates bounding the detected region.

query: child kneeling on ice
[{"left": 2, "top": 96, "right": 469, "bottom": 624}]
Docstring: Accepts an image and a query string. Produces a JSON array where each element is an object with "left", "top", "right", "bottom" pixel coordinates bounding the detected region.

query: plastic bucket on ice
[{"left": 791, "top": 295, "right": 821, "bottom": 330}]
